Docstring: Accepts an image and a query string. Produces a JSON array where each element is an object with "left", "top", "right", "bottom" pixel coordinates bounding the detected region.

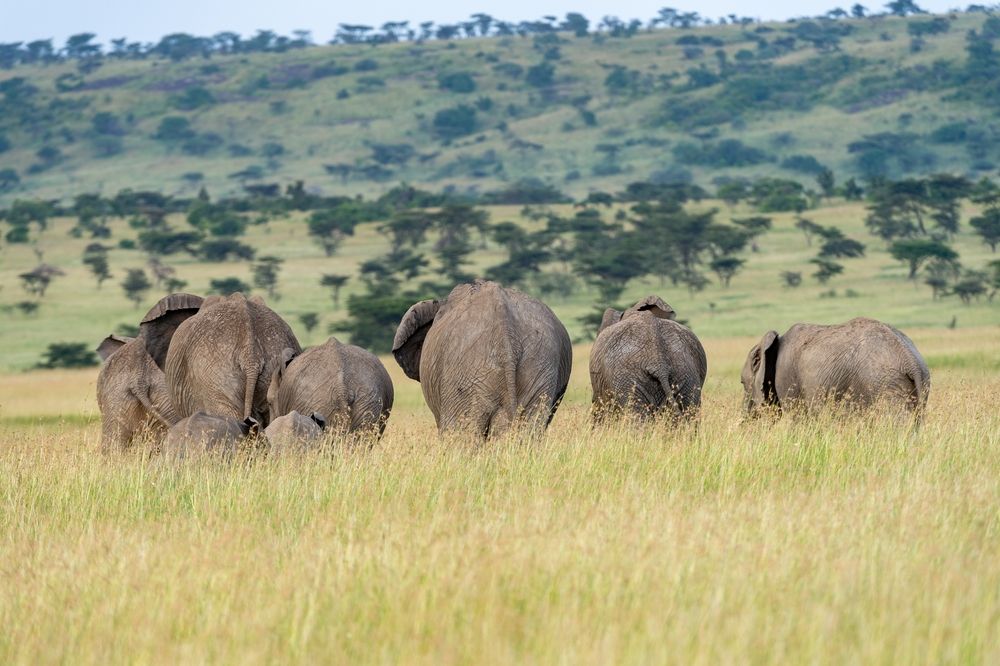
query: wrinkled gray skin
[
  {"left": 165, "top": 293, "right": 301, "bottom": 426},
  {"left": 590, "top": 296, "right": 707, "bottom": 421},
  {"left": 95, "top": 293, "right": 204, "bottom": 453},
  {"left": 268, "top": 337, "right": 394, "bottom": 438},
  {"left": 264, "top": 411, "right": 326, "bottom": 454},
  {"left": 163, "top": 412, "right": 259, "bottom": 461},
  {"left": 393, "top": 280, "right": 572, "bottom": 438},
  {"left": 741, "top": 317, "right": 930, "bottom": 415}
]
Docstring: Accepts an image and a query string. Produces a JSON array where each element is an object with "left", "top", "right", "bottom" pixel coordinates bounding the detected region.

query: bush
[
  {"left": 154, "top": 116, "right": 194, "bottom": 142},
  {"left": 780, "top": 154, "right": 827, "bottom": 175},
  {"left": 439, "top": 72, "right": 476, "bottom": 93},
  {"left": 181, "top": 132, "right": 224, "bottom": 155},
  {"left": 171, "top": 86, "right": 215, "bottom": 111},
  {"left": 37, "top": 342, "right": 98, "bottom": 369},
  {"left": 525, "top": 62, "right": 555, "bottom": 87},
  {"left": 673, "top": 139, "right": 771, "bottom": 168},
  {"left": 432, "top": 105, "right": 477, "bottom": 140},
  {"left": 354, "top": 58, "right": 378, "bottom": 72},
  {"left": 209, "top": 277, "right": 251, "bottom": 295}
]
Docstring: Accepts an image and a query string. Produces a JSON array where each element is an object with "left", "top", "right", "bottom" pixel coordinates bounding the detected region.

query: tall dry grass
[{"left": 1, "top": 342, "right": 998, "bottom": 663}]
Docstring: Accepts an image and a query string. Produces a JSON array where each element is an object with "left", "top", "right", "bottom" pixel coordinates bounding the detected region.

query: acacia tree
[
  {"left": 320, "top": 274, "right": 350, "bottom": 309},
  {"left": 121, "top": 268, "right": 152, "bottom": 307},
  {"left": 970, "top": 208, "right": 1000, "bottom": 252},
  {"left": 308, "top": 209, "right": 357, "bottom": 256},
  {"left": 252, "top": 255, "right": 283, "bottom": 299},
  {"left": 889, "top": 239, "right": 959, "bottom": 280},
  {"left": 82, "top": 243, "right": 112, "bottom": 288}
]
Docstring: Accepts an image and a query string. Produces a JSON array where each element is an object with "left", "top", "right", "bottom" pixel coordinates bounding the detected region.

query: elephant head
[
  {"left": 96, "top": 334, "right": 133, "bottom": 361},
  {"left": 741, "top": 330, "right": 779, "bottom": 412},
  {"left": 598, "top": 295, "right": 676, "bottom": 335},
  {"left": 139, "top": 293, "right": 204, "bottom": 370},
  {"left": 392, "top": 299, "right": 442, "bottom": 381}
]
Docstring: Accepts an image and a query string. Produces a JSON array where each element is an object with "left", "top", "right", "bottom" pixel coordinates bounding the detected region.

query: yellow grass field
[{"left": 2, "top": 326, "right": 998, "bottom": 663}]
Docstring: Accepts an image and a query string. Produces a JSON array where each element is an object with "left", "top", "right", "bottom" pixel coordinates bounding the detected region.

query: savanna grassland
[
  {"left": 0, "top": 195, "right": 999, "bottom": 661},
  {"left": 3, "top": 8, "right": 1000, "bottom": 662},
  {"left": 1, "top": 329, "right": 998, "bottom": 663}
]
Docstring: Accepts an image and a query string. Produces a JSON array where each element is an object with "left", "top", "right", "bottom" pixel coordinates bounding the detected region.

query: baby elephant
[
  {"left": 741, "top": 317, "right": 930, "bottom": 415},
  {"left": 163, "top": 412, "right": 260, "bottom": 461},
  {"left": 268, "top": 337, "right": 393, "bottom": 439},
  {"left": 590, "top": 296, "right": 707, "bottom": 420},
  {"left": 264, "top": 411, "right": 326, "bottom": 455}
]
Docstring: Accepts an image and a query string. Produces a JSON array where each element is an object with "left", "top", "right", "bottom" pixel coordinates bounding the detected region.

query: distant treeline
[{"left": 0, "top": 1, "right": 984, "bottom": 68}]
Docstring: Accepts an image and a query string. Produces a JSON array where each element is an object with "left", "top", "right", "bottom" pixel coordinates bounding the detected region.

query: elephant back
[{"left": 165, "top": 293, "right": 301, "bottom": 423}]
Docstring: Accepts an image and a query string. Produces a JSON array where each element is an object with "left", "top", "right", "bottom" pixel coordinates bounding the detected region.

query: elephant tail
[
  {"left": 242, "top": 361, "right": 261, "bottom": 422},
  {"left": 905, "top": 365, "right": 929, "bottom": 415}
]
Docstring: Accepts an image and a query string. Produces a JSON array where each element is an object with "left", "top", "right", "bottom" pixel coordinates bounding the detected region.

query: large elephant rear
[
  {"left": 165, "top": 294, "right": 300, "bottom": 425},
  {"left": 393, "top": 280, "right": 571, "bottom": 438}
]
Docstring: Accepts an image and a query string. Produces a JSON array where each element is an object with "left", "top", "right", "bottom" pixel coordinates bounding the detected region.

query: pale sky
[{"left": 1, "top": 0, "right": 961, "bottom": 46}]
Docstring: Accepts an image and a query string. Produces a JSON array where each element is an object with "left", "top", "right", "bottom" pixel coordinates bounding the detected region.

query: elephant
[
  {"left": 392, "top": 279, "right": 572, "bottom": 437},
  {"left": 164, "top": 293, "right": 301, "bottom": 426},
  {"left": 740, "top": 317, "right": 930, "bottom": 416},
  {"left": 95, "top": 293, "right": 203, "bottom": 452},
  {"left": 163, "top": 412, "right": 260, "bottom": 461},
  {"left": 589, "top": 296, "right": 707, "bottom": 421},
  {"left": 264, "top": 410, "right": 326, "bottom": 454},
  {"left": 267, "top": 337, "right": 394, "bottom": 438}
]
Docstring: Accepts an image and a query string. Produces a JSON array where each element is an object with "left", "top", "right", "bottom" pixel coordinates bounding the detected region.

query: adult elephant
[
  {"left": 95, "top": 293, "right": 203, "bottom": 452},
  {"left": 392, "top": 280, "right": 572, "bottom": 437},
  {"left": 267, "top": 337, "right": 394, "bottom": 438},
  {"left": 590, "top": 296, "right": 707, "bottom": 421},
  {"left": 741, "top": 317, "right": 930, "bottom": 415},
  {"left": 165, "top": 293, "right": 301, "bottom": 425}
]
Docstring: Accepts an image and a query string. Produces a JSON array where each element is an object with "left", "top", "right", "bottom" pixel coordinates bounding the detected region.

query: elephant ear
[
  {"left": 139, "top": 293, "right": 204, "bottom": 370},
  {"left": 597, "top": 308, "right": 623, "bottom": 336},
  {"left": 752, "top": 331, "right": 780, "bottom": 407},
  {"left": 96, "top": 335, "right": 133, "bottom": 362},
  {"left": 392, "top": 299, "right": 441, "bottom": 381},
  {"left": 310, "top": 412, "right": 327, "bottom": 431},
  {"left": 267, "top": 347, "right": 298, "bottom": 409},
  {"left": 628, "top": 295, "right": 676, "bottom": 321}
]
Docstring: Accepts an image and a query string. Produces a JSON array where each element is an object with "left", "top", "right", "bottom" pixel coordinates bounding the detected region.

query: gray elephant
[
  {"left": 95, "top": 293, "right": 203, "bottom": 452},
  {"left": 590, "top": 296, "right": 707, "bottom": 421},
  {"left": 164, "top": 293, "right": 301, "bottom": 425},
  {"left": 393, "top": 279, "right": 572, "bottom": 437},
  {"left": 163, "top": 412, "right": 260, "bottom": 461},
  {"left": 741, "top": 317, "right": 930, "bottom": 415},
  {"left": 264, "top": 411, "right": 326, "bottom": 454},
  {"left": 267, "top": 337, "right": 394, "bottom": 438}
]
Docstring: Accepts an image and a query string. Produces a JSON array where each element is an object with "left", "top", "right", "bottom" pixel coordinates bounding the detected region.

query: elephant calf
[
  {"left": 264, "top": 411, "right": 326, "bottom": 455},
  {"left": 393, "top": 279, "right": 572, "bottom": 438},
  {"left": 267, "top": 337, "right": 394, "bottom": 439},
  {"left": 163, "top": 412, "right": 260, "bottom": 461},
  {"left": 590, "top": 296, "right": 707, "bottom": 421},
  {"left": 741, "top": 317, "right": 930, "bottom": 415}
]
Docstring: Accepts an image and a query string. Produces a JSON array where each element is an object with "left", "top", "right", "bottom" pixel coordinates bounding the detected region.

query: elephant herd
[{"left": 96, "top": 279, "right": 931, "bottom": 457}]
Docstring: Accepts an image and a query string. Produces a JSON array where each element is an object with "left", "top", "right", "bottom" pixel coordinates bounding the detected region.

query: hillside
[{"left": 2, "top": 10, "right": 1000, "bottom": 203}]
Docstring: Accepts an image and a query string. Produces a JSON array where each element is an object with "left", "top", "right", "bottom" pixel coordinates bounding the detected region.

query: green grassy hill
[{"left": 2, "top": 11, "right": 1000, "bottom": 203}]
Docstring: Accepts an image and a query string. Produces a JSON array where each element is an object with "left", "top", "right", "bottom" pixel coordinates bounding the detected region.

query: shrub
[
  {"left": 154, "top": 116, "right": 194, "bottom": 142},
  {"left": 432, "top": 105, "right": 477, "bottom": 140},
  {"left": 439, "top": 72, "right": 476, "bottom": 93},
  {"left": 37, "top": 342, "right": 98, "bottom": 369},
  {"left": 780, "top": 154, "right": 827, "bottom": 175},
  {"left": 171, "top": 86, "right": 216, "bottom": 111},
  {"left": 209, "top": 277, "right": 251, "bottom": 295}
]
